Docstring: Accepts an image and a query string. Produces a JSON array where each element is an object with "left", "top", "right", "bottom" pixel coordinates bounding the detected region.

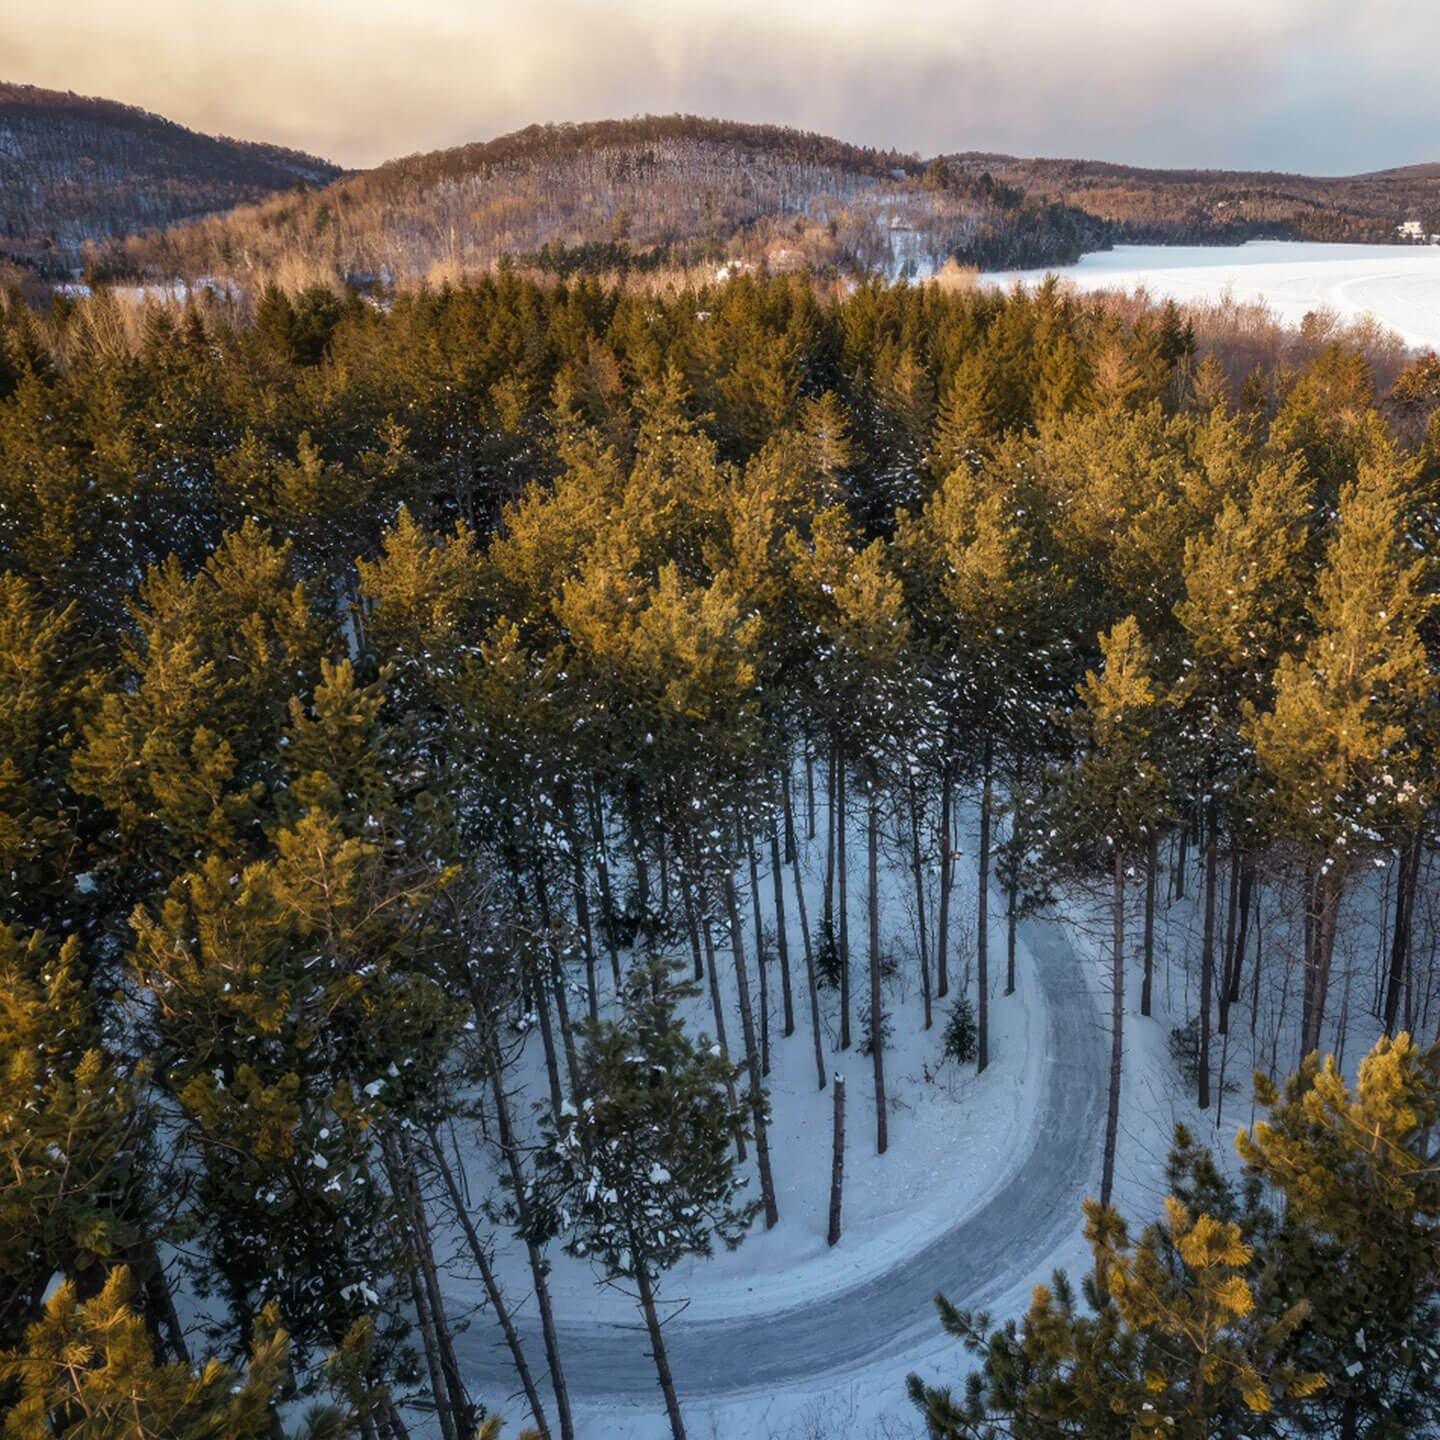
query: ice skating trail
[{"left": 451, "top": 905, "right": 1107, "bottom": 1427}]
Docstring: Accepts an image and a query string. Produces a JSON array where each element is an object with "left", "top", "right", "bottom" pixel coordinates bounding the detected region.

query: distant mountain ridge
[
  {"left": 0, "top": 82, "right": 343, "bottom": 277},
  {"left": 81, "top": 113, "right": 1107, "bottom": 287},
  {"left": 3, "top": 84, "right": 1438, "bottom": 292},
  {"left": 947, "top": 152, "right": 1440, "bottom": 246}
]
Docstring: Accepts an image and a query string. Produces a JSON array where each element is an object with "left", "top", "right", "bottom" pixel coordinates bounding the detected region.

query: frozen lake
[{"left": 984, "top": 241, "right": 1440, "bottom": 353}]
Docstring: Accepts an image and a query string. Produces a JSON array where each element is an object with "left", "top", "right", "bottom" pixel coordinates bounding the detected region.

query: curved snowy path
[{"left": 452, "top": 909, "right": 1106, "bottom": 1409}]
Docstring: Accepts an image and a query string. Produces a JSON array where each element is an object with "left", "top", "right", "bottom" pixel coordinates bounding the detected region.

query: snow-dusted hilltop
[{"left": 0, "top": 81, "right": 341, "bottom": 277}]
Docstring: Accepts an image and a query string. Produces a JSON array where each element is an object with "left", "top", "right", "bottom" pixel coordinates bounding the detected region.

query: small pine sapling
[
  {"left": 942, "top": 996, "right": 977, "bottom": 1066},
  {"left": 531, "top": 956, "right": 757, "bottom": 1440}
]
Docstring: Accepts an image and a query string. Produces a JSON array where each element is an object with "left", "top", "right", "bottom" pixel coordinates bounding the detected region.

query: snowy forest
[
  {"left": 0, "top": 82, "right": 341, "bottom": 280},
  {"left": 74, "top": 118, "right": 1105, "bottom": 291},
  {"left": 4, "top": 267, "right": 1440, "bottom": 1440}
]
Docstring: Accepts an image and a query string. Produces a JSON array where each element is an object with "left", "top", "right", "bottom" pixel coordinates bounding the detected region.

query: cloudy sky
[{"left": 4, "top": 0, "right": 1435, "bottom": 173}]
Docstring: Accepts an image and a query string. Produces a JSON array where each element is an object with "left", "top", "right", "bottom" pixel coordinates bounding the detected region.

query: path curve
[{"left": 452, "top": 907, "right": 1107, "bottom": 1412}]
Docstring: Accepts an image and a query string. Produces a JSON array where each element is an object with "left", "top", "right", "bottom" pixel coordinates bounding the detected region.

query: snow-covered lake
[{"left": 984, "top": 241, "right": 1440, "bottom": 353}]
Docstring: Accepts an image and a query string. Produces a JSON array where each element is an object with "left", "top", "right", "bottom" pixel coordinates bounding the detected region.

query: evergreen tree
[
  {"left": 1248, "top": 447, "right": 1432, "bottom": 1059},
  {"left": 0, "top": 930, "right": 159, "bottom": 1352},
  {"left": 0, "top": 1268, "right": 287, "bottom": 1440},
  {"left": 910, "top": 1190, "right": 1319, "bottom": 1440},
  {"left": 1238, "top": 1035, "right": 1440, "bottom": 1439},
  {"left": 0, "top": 576, "right": 93, "bottom": 936},
  {"left": 1043, "top": 617, "right": 1173, "bottom": 1206},
  {"left": 532, "top": 958, "right": 755, "bottom": 1440}
]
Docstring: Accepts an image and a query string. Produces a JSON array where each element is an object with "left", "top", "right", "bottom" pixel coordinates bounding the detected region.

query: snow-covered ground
[
  {"left": 982, "top": 241, "right": 1440, "bottom": 353},
  {"left": 438, "top": 809, "right": 1432, "bottom": 1438},
  {"left": 438, "top": 801, "right": 1207, "bottom": 1439},
  {"left": 470, "top": 819, "right": 1046, "bottom": 1328}
]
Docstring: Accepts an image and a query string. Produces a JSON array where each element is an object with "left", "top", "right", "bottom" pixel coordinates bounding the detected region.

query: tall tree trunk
[
  {"left": 1199, "top": 825, "right": 1216, "bottom": 1111},
  {"left": 384, "top": 1140, "right": 458, "bottom": 1440},
  {"left": 769, "top": 808, "right": 796, "bottom": 1037},
  {"left": 907, "top": 774, "right": 933, "bottom": 1030},
  {"left": 531, "top": 953, "right": 565, "bottom": 1117},
  {"left": 1101, "top": 850, "right": 1125, "bottom": 1210},
  {"left": 626, "top": 787, "right": 650, "bottom": 920},
  {"left": 683, "top": 875, "right": 705, "bottom": 982},
  {"left": 827, "top": 1074, "right": 846, "bottom": 1247},
  {"left": 1385, "top": 828, "right": 1423, "bottom": 1035},
  {"left": 689, "top": 878, "right": 745, "bottom": 1162},
  {"left": 746, "top": 825, "right": 770, "bottom": 1076},
  {"left": 868, "top": 785, "right": 887, "bottom": 1154},
  {"left": 428, "top": 1133, "right": 549, "bottom": 1439},
  {"left": 397, "top": 1139, "right": 470, "bottom": 1436},
  {"left": 1005, "top": 872, "right": 1018, "bottom": 999},
  {"left": 588, "top": 778, "right": 622, "bottom": 989},
  {"left": 1305, "top": 870, "right": 1342, "bottom": 1060},
  {"left": 1219, "top": 849, "right": 1239, "bottom": 1035},
  {"left": 1220, "top": 855, "right": 1255, "bottom": 1035},
  {"left": 511, "top": 863, "right": 564, "bottom": 1112},
  {"left": 723, "top": 871, "right": 779, "bottom": 1227},
  {"left": 806, "top": 742, "right": 816, "bottom": 840},
  {"left": 937, "top": 759, "right": 953, "bottom": 999},
  {"left": 783, "top": 773, "right": 826, "bottom": 1092},
  {"left": 534, "top": 865, "right": 581, "bottom": 1099},
  {"left": 565, "top": 793, "right": 598, "bottom": 1022},
  {"left": 1251, "top": 886, "right": 1264, "bottom": 1038},
  {"left": 1174, "top": 819, "right": 1188, "bottom": 902},
  {"left": 1301, "top": 865, "right": 1318, "bottom": 1054},
  {"left": 1230, "top": 858, "right": 1254, "bottom": 1005},
  {"left": 137, "top": 1243, "right": 189, "bottom": 1365},
  {"left": 838, "top": 750, "right": 851, "bottom": 1051},
  {"left": 382, "top": 1399, "right": 412, "bottom": 1440},
  {"left": 407, "top": 1258, "right": 457, "bottom": 1440},
  {"left": 824, "top": 746, "right": 837, "bottom": 933},
  {"left": 1005, "top": 784, "right": 1018, "bottom": 997},
  {"left": 634, "top": 1262, "right": 686, "bottom": 1440},
  {"left": 487, "top": 1048, "right": 574, "bottom": 1440},
  {"left": 1142, "top": 832, "right": 1156, "bottom": 1019},
  {"left": 977, "top": 735, "right": 993, "bottom": 1073}
]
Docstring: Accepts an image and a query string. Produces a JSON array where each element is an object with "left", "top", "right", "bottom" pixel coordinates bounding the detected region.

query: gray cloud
[{"left": 4, "top": 0, "right": 1437, "bottom": 172}]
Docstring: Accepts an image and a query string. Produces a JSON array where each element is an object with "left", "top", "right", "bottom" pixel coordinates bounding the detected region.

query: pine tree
[
  {"left": 71, "top": 519, "right": 322, "bottom": 889},
  {"left": 1044, "top": 617, "right": 1172, "bottom": 1207},
  {"left": 899, "top": 456, "right": 1053, "bottom": 1072},
  {"left": 1238, "top": 1034, "right": 1440, "bottom": 1439},
  {"left": 0, "top": 930, "right": 159, "bottom": 1351},
  {"left": 0, "top": 1268, "right": 288, "bottom": 1440},
  {"left": 1170, "top": 439, "right": 1312, "bottom": 1095},
  {"left": 0, "top": 575, "right": 92, "bottom": 935},
  {"left": 532, "top": 958, "right": 756, "bottom": 1440},
  {"left": 128, "top": 660, "right": 466, "bottom": 1394},
  {"left": 909, "top": 1187, "right": 1319, "bottom": 1440},
  {"left": 1248, "top": 446, "right": 1432, "bottom": 1060}
]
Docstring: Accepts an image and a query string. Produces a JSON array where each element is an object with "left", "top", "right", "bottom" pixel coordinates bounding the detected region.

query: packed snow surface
[
  {"left": 984, "top": 241, "right": 1440, "bottom": 352},
  {"left": 428, "top": 801, "right": 1416, "bottom": 1437},
  {"left": 443, "top": 801, "right": 1170, "bottom": 1439}
]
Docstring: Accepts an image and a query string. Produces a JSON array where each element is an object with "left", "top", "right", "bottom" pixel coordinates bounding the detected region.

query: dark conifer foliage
[{"left": 2, "top": 267, "right": 1438, "bottom": 1437}]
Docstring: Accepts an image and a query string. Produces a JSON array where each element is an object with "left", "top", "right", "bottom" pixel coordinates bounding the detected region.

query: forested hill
[
  {"left": 11, "top": 89, "right": 1440, "bottom": 292},
  {"left": 0, "top": 82, "right": 343, "bottom": 278},
  {"left": 85, "top": 114, "right": 1109, "bottom": 287},
  {"left": 950, "top": 151, "right": 1440, "bottom": 245}
]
